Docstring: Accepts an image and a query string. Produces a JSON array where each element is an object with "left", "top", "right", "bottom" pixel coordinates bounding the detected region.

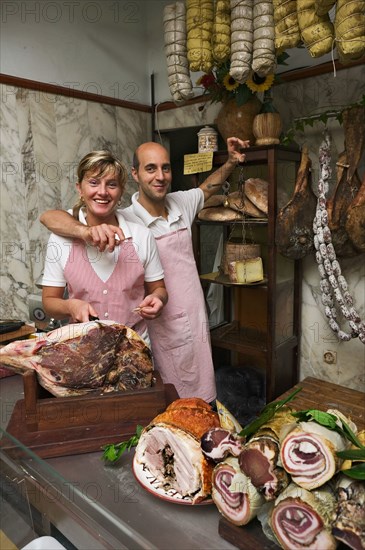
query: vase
[
  {"left": 216, "top": 96, "right": 262, "bottom": 145},
  {"left": 252, "top": 112, "right": 282, "bottom": 145}
]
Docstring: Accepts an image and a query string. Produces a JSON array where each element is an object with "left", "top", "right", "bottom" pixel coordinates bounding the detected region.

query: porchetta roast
[
  {"left": 135, "top": 397, "right": 220, "bottom": 503},
  {"left": 0, "top": 320, "right": 153, "bottom": 397}
]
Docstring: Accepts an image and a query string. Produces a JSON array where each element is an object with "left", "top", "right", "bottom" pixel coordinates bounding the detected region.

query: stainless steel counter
[{"left": 1, "top": 375, "right": 237, "bottom": 550}]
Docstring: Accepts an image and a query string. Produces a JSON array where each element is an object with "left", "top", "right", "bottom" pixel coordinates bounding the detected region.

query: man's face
[{"left": 132, "top": 144, "right": 172, "bottom": 204}]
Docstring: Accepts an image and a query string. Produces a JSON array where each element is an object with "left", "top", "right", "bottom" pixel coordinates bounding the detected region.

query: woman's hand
[
  {"left": 136, "top": 295, "right": 165, "bottom": 320},
  {"left": 67, "top": 299, "right": 99, "bottom": 323},
  {"left": 136, "top": 280, "right": 168, "bottom": 320}
]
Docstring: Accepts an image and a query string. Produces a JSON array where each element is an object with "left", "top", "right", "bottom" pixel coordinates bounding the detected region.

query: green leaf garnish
[
  {"left": 101, "top": 425, "right": 143, "bottom": 463},
  {"left": 337, "top": 448, "right": 365, "bottom": 460},
  {"left": 291, "top": 409, "right": 365, "bottom": 449},
  {"left": 239, "top": 387, "right": 302, "bottom": 438},
  {"left": 341, "top": 463, "right": 365, "bottom": 480}
]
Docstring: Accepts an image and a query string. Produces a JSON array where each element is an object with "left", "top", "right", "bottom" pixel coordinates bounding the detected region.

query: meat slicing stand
[{"left": 3, "top": 370, "right": 178, "bottom": 458}]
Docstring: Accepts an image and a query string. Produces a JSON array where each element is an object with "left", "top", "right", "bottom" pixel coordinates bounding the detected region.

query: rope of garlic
[{"left": 313, "top": 131, "right": 365, "bottom": 344}]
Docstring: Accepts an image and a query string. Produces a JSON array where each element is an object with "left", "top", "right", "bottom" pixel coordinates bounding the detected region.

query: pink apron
[
  {"left": 64, "top": 239, "right": 147, "bottom": 336},
  {"left": 146, "top": 228, "right": 216, "bottom": 402}
]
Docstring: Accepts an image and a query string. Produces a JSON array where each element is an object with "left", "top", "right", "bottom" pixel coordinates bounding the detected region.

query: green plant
[{"left": 282, "top": 95, "right": 365, "bottom": 145}]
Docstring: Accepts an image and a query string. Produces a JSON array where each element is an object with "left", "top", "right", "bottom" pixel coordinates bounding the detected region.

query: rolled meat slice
[
  {"left": 135, "top": 397, "right": 220, "bottom": 504},
  {"left": 332, "top": 475, "right": 365, "bottom": 550},
  {"left": 212, "top": 456, "right": 265, "bottom": 525},
  {"left": 280, "top": 409, "right": 353, "bottom": 490},
  {"left": 239, "top": 409, "right": 294, "bottom": 500},
  {"left": 201, "top": 427, "right": 244, "bottom": 462},
  {"left": 270, "top": 483, "right": 337, "bottom": 550}
]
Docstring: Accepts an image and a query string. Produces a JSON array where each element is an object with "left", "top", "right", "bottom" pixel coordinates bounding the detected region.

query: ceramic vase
[{"left": 216, "top": 96, "right": 262, "bottom": 144}]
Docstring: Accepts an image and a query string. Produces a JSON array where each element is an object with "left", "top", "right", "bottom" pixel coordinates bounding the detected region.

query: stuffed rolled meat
[
  {"left": 270, "top": 483, "right": 337, "bottom": 550},
  {"left": 212, "top": 456, "right": 265, "bottom": 525},
  {"left": 135, "top": 397, "right": 220, "bottom": 504}
]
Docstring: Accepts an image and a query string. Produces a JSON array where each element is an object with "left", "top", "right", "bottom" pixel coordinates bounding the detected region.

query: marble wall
[
  {"left": 1, "top": 65, "right": 364, "bottom": 392},
  {"left": 0, "top": 84, "right": 150, "bottom": 321}
]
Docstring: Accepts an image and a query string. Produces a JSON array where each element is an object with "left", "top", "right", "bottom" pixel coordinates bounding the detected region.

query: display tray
[
  {"left": 2, "top": 370, "right": 178, "bottom": 459},
  {"left": 200, "top": 272, "right": 267, "bottom": 287},
  {"left": 218, "top": 376, "right": 365, "bottom": 549},
  {"left": 133, "top": 456, "right": 213, "bottom": 506}
]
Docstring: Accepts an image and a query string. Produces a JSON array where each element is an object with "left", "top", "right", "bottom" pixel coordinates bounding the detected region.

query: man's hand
[
  {"left": 85, "top": 224, "right": 125, "bottom": 252},
  {"left": 200, "top": 136, "right": 250, "bottom": 201},
  {"left": 40, "top": 210, "right": 125, "bottom": 252},
  {"left": 227, "top": 137, "right": 250, "bottom": 165}
]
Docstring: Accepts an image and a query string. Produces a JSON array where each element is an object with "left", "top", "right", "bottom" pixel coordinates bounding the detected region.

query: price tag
[{"left": 183, "top": 152, "right": 213, "bottom": 175}]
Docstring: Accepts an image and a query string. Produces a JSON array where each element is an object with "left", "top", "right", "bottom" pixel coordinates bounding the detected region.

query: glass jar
[{"left": 197, "top": 126, "right": 218, "bottom": 153}]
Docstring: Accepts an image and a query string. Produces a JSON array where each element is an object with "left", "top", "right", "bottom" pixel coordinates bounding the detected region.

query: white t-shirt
[
  {"left": 122, "top": 188, "right": 205, "bottom": 237},
  {"left": 42, "top": 210, "right": 164, "bottom": 287}
]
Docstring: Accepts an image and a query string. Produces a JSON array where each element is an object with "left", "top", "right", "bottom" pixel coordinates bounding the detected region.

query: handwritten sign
[{"left": 183, "top": 152, "right": 213, "bottom": 175}]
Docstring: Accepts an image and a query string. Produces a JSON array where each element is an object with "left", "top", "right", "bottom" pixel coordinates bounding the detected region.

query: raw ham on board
[{"left": 0, "top": 321, "right": 153, "bottom": 397}]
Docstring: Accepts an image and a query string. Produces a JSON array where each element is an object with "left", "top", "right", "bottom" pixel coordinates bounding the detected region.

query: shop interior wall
[
  {"left": 155, "top": 64, "right": 365, "bottom": 392},
  {"left": 1, "top": 1, "right": 364, "bottom": 391}
]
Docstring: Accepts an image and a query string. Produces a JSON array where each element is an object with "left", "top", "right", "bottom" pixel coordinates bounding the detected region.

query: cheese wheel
[{"left": 228, "top": 257, "right": 264, "bottom": 283}]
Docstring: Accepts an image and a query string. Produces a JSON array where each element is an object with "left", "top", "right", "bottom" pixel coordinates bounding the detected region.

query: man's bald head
[{"left": 133, "top": 142, "right": 170, "bottom": 170}]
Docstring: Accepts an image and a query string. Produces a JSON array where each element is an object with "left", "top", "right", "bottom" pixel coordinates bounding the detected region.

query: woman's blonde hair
[{"left": 73, "top": 150, "right": 128, "bottom": 218}]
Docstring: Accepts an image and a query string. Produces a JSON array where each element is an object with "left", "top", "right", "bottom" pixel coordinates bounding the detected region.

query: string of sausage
[{"left": 313, "top": 131, "right": 365, "bottom": 344}]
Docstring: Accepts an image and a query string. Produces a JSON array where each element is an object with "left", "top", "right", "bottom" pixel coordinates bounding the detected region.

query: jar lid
[{"left": 198, "top": 125, "right": 217, "bottom": 136}]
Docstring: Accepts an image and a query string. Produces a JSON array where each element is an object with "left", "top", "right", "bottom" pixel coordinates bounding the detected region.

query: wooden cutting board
[{"left": 218, "top": 376, "right": 365, "bottom": 549}]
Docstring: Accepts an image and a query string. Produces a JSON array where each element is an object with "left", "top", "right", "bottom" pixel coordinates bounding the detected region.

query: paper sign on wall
[{"left": 183, "top": 152, "right": 213, "bottom": 175}]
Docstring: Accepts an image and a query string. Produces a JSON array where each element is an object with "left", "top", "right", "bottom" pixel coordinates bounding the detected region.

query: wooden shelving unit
[{"left": 194, "top": 144, "right": 302, "bottom": 402}]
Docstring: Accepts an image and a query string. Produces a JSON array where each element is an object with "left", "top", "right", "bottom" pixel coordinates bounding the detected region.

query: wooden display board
[
  {"left": 3, "top": 370, "right": 178, "bottom": 459},
  {"left": 218, "top": 376, "right": 365, "bottom": 549}
]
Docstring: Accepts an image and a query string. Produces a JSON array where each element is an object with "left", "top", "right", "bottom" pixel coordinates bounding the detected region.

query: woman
[{"left": 41, "top": 150, "right": 167, "bottom": 344}]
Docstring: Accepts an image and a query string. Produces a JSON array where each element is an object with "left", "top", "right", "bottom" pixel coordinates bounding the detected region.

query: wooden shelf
[
  {"left": 193, "top": 145, "right": 302, "bottom": 402},
  {"left": 200, "top": 272, "right": 268, "bottom": 288}
]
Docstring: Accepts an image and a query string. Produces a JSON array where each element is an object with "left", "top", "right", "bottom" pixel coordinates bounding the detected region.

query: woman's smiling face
[{"left": 77, "top": 167, "right": 124, "bottom": 225}]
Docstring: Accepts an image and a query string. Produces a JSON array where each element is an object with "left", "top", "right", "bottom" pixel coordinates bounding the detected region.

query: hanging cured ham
[
  {"left": 346, "top": 172, "right": 365, "bottom": 253},
  {"left": 327, "top": 105, "right": 365, "bottom": 257},
  {"left": 276, "top": 145, "right": 317, "bottom": 259}
]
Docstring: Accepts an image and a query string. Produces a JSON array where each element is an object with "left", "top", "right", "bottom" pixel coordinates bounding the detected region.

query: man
[{"left": 40, "top": 137, "right": 248, "bottom": 403}]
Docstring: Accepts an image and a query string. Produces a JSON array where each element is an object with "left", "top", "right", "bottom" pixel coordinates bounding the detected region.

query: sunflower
[
  {"left": 246, "top": 72, "right": 275, "bottom": 93},
  {"left": 223, "top": 73, "right": 240, "bottom": 92}
]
